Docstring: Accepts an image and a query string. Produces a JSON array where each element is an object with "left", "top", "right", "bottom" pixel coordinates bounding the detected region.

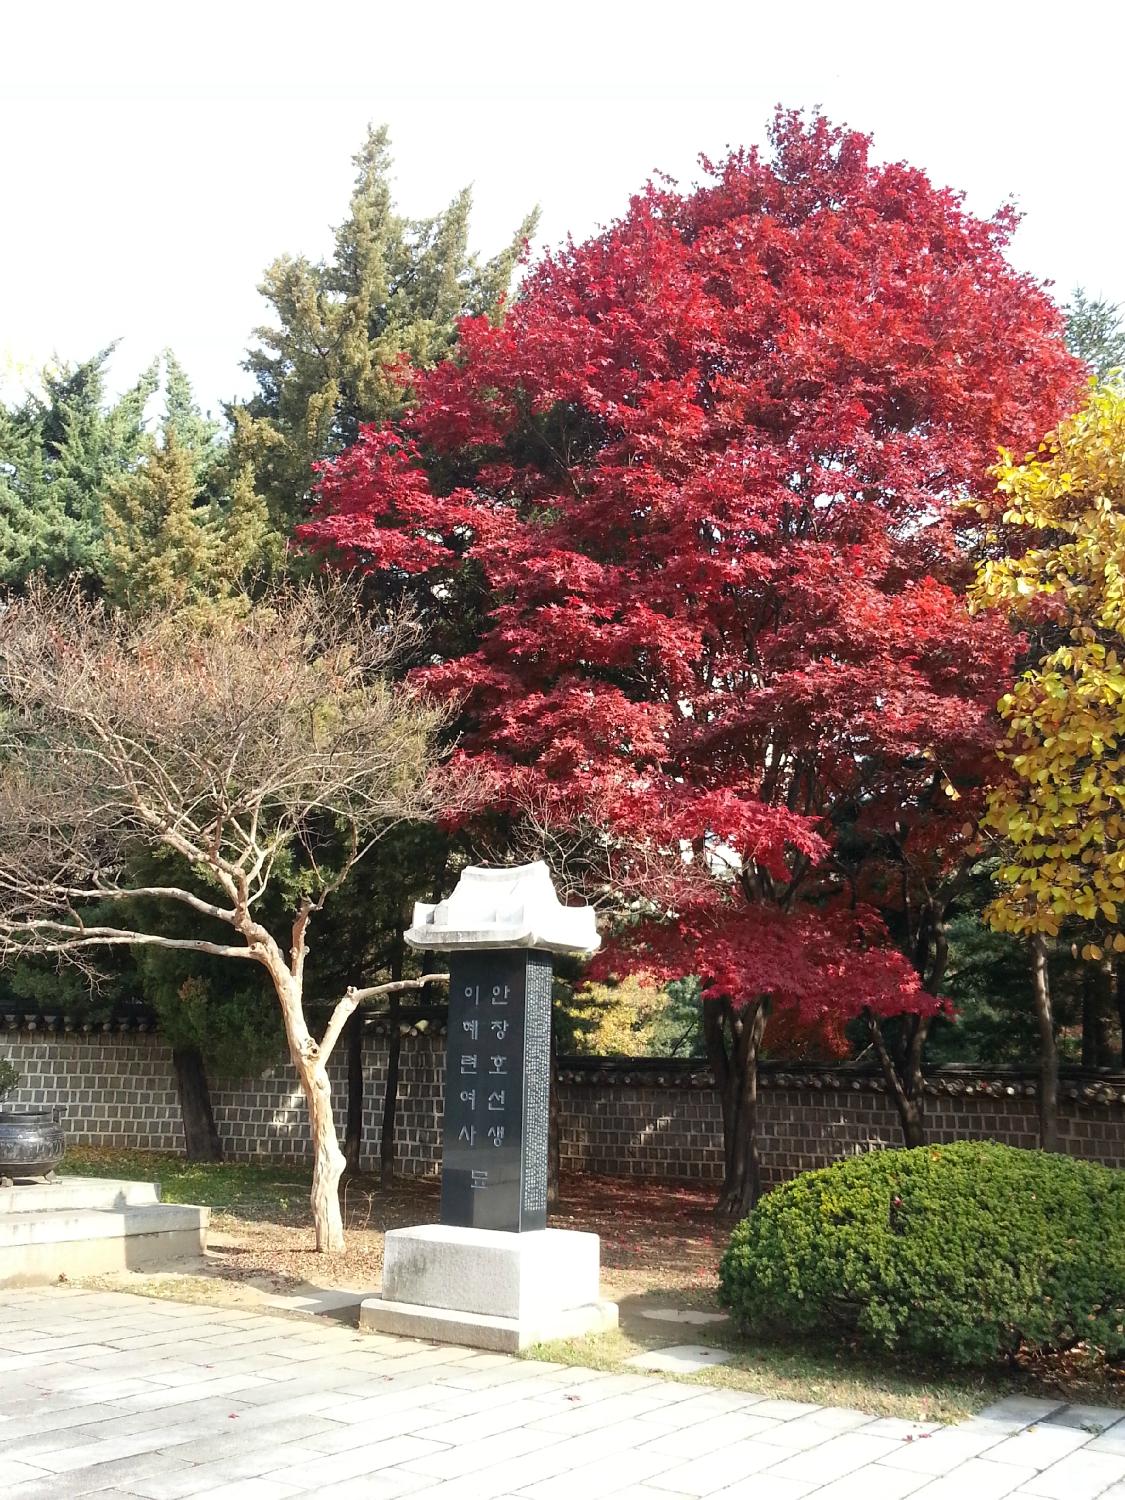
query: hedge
[{"left": 719, "top": 1141, "right": 1125, "bottom": 1367}]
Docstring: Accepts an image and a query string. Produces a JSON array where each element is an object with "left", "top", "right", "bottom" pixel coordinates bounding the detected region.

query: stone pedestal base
[
  {"left": 360, "top": 1223, "right": 618, "bottom": 1353},
  {"left": 361, "top": 1294, "right": 617, "bottom": 1353}
]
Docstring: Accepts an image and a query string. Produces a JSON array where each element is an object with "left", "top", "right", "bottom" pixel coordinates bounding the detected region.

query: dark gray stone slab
[{"left": 440, "top": 948, "right": 551, "bottom": 1232}]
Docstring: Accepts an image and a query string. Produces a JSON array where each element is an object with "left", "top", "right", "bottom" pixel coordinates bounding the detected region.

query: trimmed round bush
[{"left": 719, "top": 1141, "right": 1125, "bottom": 1368}]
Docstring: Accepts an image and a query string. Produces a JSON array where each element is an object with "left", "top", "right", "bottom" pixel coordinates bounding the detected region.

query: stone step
[
  {"left": 360, "top": 1294, "right": 617, "bottom": 1353},
  {"left": 0, "top": 1175, "right": 161, "bottom": 1215},
  {"left": 0, "top": 1193, "right": 208, "bottom": 1287},
  {"left": 0, "top": 1202, "right": 204, "bottom": 1247}
]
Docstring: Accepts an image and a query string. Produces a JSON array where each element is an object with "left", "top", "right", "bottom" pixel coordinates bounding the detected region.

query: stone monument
[{"left": 359, "top": 861, "right": 619, "bottom": 1351}]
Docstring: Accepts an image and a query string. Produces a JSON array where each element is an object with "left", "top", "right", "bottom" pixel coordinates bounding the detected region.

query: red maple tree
[{"left": 300, "top": 112, "right": 1082, "bottom": 1209}]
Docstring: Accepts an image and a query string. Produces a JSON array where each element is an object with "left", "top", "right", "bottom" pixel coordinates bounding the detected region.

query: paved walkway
[{"left": 1, "top": 1289, "right": 1124, "bottom": 1500}]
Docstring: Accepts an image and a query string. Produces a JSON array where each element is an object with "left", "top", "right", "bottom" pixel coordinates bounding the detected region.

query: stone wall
[
  {"left": 2, "top": 1020, "right": 1124, "bottom": 1184},
  {"left": 0, "top": 1022, "right": 446, "bottom": 1178},
  {"left": 557, "top": 1062, "right": 1125, "bottom": 1185},
  {"left": 1, "top": 1031, "right": 184, "bottom": 1154},
  {"left": 209, "top": 1033, "right": 445, "bottom": 1178}
]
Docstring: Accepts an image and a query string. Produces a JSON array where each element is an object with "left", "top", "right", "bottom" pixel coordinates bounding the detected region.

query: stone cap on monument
[{"left": 403, "top": 860, "right": 600, "bottom": 955}]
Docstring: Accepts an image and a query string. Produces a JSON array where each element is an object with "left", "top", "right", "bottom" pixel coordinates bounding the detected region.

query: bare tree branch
[
  {"left": 0, "top": 577, "right": 464, "bottom": 1253},
  {"left": 318, "top": 972, "right": 450, "bottom": 1067},
  {"left": 5, "top": 884, "right": 239, "bottom": 926},
  {"left": 2, "top": 922, "right": 255, "bottom": 962}
]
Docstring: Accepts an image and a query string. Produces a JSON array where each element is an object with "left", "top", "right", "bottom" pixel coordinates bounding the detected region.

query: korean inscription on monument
[{"left": 441, "top": 948, "right": 549, "bottom": 1232}]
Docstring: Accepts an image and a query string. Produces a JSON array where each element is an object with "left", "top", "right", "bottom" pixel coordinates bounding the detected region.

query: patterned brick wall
[
  {"left": 207, "top": 1036, "right": 445, "bottom": 1177},
  {"left": 2, "top": 1023, "right": 1123, "bottom": 1183},
  {"left": 557, "top": 1071, "right": 1125, "bottom": 1186},
  {"left": 0, "top": 1025, "right": 445, "bottom": 1175},
  {"left": 0, "top": 1031, "right": 183, "bottom": 1153}
]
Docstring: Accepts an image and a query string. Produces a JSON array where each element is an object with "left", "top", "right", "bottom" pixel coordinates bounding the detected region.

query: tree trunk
[
  {"left": 272, "top": 966, "right": 347, "bottom": 1253},
  {"left": 379, "top": 934, "right": 405, "bottom": 1188},
  {"left": 302, "top": 1058, "right": 346, "bottom": 1251},
  {"left": 867, "top": 1013, "right": 928, "bottom": 1148},
  {"left": 895, "top": 1091, "right": 926, "bottom": 1149},
  {"left": 380, "top": 1005, "right": 401, "bottom": 1188},
  {"left": 902, "top": 1014, "right": 928, "bottom": 1148},
  {"left": 1083, "top": 960, "right": 1115, "bottom": 1069},
  {"left": 547, "top": 1012, "right": 561, "bottom": 1211},
  {"left": 707, "top": 998, "right": 768, "bottom": 1217},
  {"left": 172, "top": 1046, "right": 223, "bottom": 1162},
  {"left": 703, "top": 999, "right": 735, "bottom": 1194},
  {"left": 1117, "top": 959, "right": 1125, "bottom": 1070},
  {"left": 704, "top": 1005, "right": 725, "bottom": 1188},
  {"left": 734, "top": 1004, "right": 767, "bottom": 1214},
  {"left": 343, "top": 1011, "right": 364, "bottom": 1179},
  {"left": 1032, "top": 933, "right": 1060, "bottom": 1152},
  {"left": 1081, "top": 967, "right": 1105, "bottom": 1069},
  {"left": 867, "top": 890, "right": 951, "bottom": 1148}
]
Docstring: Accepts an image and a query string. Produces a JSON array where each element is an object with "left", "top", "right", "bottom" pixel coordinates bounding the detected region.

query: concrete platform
[
  {"left": 361, "top": 1222, "right": 618, "bottom": 1352},
  {"left": 0, "top": 1175, "right": 161, "bottom": 1215},
  {"left": 0, "top": 1175, "right": 208, "bottom": 1287}
]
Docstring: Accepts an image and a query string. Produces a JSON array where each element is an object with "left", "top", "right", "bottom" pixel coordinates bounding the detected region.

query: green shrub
[{"left": 719, "top": 1141, "right": 1125, "bottom": 1368}]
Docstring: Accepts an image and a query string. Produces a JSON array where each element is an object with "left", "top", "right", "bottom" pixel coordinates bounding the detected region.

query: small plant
[
  {"left": 719, "top": 1141, "right": 1125, "bottom": 1369},
  {"left": 0, "top": 1058, "right": 20, "bottom": 1100}
]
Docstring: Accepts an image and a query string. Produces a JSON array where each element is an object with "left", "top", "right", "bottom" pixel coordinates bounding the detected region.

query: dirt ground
[
  {"left": 65, "top": 1151, "right": 726, "bottom": 1322},
  {"left": 115, "top": 1171, "right": 727, "bottom": 1318}
]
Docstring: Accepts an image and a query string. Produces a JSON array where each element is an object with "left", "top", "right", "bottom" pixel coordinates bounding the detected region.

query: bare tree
[{"left": 0, "top": 579, "right": 457, "bottom": 1251}]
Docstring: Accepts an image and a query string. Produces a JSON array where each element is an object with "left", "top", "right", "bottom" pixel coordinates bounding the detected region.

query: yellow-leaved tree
[
  {"left": 561, "top": 976, "right": 671, "bottom": 1056},
  {"left": 972, "top": 381, "right": 1125, "bottom": 1147}
]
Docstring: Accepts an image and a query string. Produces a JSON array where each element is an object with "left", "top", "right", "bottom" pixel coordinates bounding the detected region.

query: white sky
[{"left": 3, "top": 0, "right": 1123, "bottom": 417}]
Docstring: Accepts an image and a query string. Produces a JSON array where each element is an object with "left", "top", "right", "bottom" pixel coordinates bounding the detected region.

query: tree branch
[
  {"left": 290, "top": 897, "right": 313, "bottom": 981},
  {"left": 0, "top": 921, "right": 255, "bottom": 962},
  {"left": 318, "top": 972, "right": 449, "bottom": 1068},
  {"left": 29, "top": 885, "right": 238, "bottom": 926}
]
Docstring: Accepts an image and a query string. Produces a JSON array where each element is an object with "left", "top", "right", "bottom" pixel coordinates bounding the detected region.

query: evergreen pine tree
[
  {"left": 103, "top": 356, "right": 273, "bottom": 616},
  {"left": 102, "top": 444, "right": 273, "bottom": 616},
  {"left": 230, "top": 124, "right": 537, "bottom": 530},
  {"left": 102, "top": 427, "right": 215, "bottom": 613},
  {"left": 1065, "top": 288, "right": 1125, "bottom": 379},
  {"left": 215, "top": 463, "right": 274, "bottom": 593},
  {"left": 0, "top": 347, "right": 158, "bottom": 585},
  {"left": 163, "top": 350, "right": 221, "bottom": 485}
]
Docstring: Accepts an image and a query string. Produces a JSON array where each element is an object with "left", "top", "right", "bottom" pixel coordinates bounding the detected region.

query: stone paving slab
[
  {"left": 625, "top": 1346, "right": 732, "bottom": 1375},
  {"left": 0, "top": 1288, "right": 1123, "bottom": 1499}
]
